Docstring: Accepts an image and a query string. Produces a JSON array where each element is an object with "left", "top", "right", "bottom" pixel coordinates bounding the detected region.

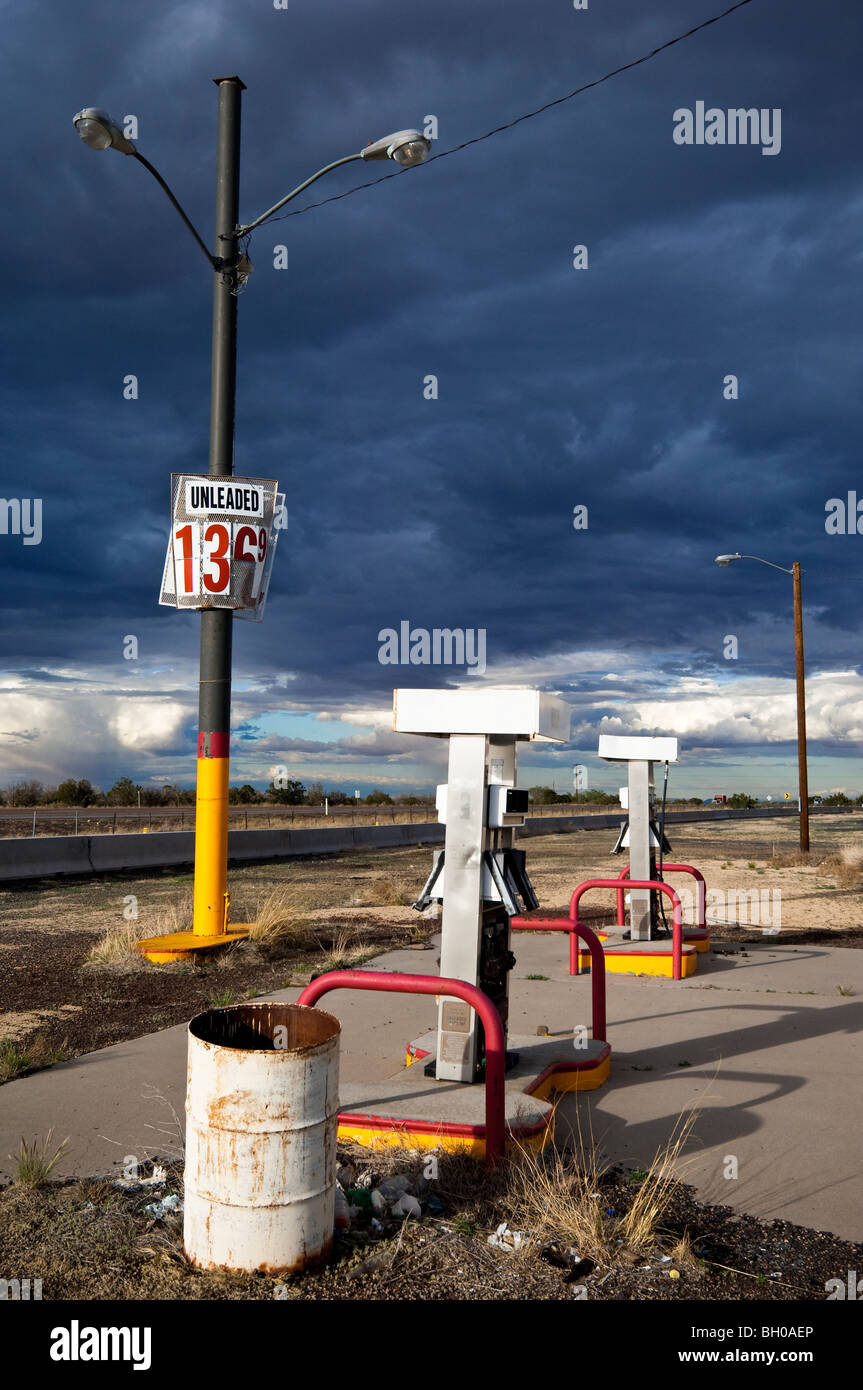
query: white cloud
[
  {"left": 110, "top": 700, "right": 188, "bottom": 751},
  {"left": 598, "top": 671, "right": 863, "bottom": 746}
]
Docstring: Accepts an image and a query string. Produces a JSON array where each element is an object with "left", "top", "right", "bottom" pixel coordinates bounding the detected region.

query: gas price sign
[{"left": 159, "top": 473, "right": 284, "bottom": 620}]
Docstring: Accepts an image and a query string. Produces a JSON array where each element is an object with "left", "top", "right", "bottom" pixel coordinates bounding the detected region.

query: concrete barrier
[
  {"left": 0, "top": 835, "right": 93, "bottom": 880},
  {"left": 521, "top": 814, "right": 620, "bottom": 836},
  {"left": 352, "top": 823, "right": 443, "bottom": 849},
  {"left": 87, "top": 831, "right": 195, "bottom": 874},
  {"left": 0, "top": 806, "right": 850, "bottom": 885}
]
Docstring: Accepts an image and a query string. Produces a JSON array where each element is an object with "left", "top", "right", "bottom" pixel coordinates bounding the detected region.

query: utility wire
[{"left": 256, "top": 0, "right": 756, "bottom": 230}]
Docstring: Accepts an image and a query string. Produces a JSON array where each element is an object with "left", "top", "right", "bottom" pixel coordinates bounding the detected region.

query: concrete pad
[
  {"left": 338, "top": 1034, "right": 609, "bottom": 1133},
  {"left": 1, "top": 934, "right": 861, "bottom": 1241}
]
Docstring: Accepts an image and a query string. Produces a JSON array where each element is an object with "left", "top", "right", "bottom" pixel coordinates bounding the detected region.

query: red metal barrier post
[
  {"left": 509, "top": 918, "right": 607, "bottom": 1040},
  {"left": 616, "top": 864, "right": 706, "bottom": 931},
  {"left": 570, "top": 879, "right": 684, "bottom": 980},
  {"left": 296, "top": 970, "right": 506, "bottom": 1166}
]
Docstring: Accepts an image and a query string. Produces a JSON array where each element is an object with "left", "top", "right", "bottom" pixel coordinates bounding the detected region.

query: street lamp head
[
  {"left": 360, "top": 129, "right": 431, "bottom": 166},
  {"left": 72, "top": 107, "right": 136, "bottom": 155},
  {"left": 714, "top": 553, "right": 741, "bottom": 567}
]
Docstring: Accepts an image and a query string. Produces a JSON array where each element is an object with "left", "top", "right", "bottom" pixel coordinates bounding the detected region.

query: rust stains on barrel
[{"left": 184, "top": 1000, "right": 340, "bottom": 1274}]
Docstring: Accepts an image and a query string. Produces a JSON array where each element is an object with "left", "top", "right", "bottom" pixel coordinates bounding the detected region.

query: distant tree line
[
  {"left": 528, "top": 787, "right": 704, "bottom": 806},
  {"left": 0, "top": 776, "right": 435, "bottom": 809},
  {"left": 1, "top": 777, "right": 859, "bottom": 810}
]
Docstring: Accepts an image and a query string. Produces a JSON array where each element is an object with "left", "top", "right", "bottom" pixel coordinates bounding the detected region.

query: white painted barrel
[{"left": 184, "top": 1001, "right": 340, "bottom": 1274}]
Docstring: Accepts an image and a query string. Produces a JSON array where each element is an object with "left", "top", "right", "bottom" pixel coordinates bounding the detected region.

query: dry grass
[
  {"left": 0, "top": 1038, "right": 31, "bottom": 1081},
  {"left": 769, "top": 849, "right": 812, "bottom": 869},
  {"left": 85, "top": 895, "right": 192, "bottom": 970},
  {"left": 669, "top": 1230, "right": 699, "bottom": 1268},
  {"left": 508, "top": 1119, "right": 615, "bottom": 1263},
  {"left": 351, "top": 873, "right": 414, "bottom": 907},
  {"left": 316, "top": 927, "right": 377, "bottom": 972},
  {"left": 507, "top": 1102, "right": 699, "bottom": 1266},
  {"left": 815, "top": 843, "right": 863, "bottom": 889},
  {"left": 241, "top": 886, "right": 315, "bottom": 956},
  {"left": 12, "top": 1130, "right": 69, "bottom": 1188},
  {"left": 768, "top": 842, "right": 863, "bottom": 885},
  {"left": 0, "top": 1035, "right": 71, "bottom": 1082},
  {"left": 617, "top": 1106, "right": 699, "bottom": 1253}
]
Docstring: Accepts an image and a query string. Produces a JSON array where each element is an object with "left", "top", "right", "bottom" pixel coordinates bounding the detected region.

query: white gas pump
[
  {"left": 598, "top": 734, "right": 678, "bottom": 940},
  {"left": 394, "top": 688, "right": 571, "bottom": 1083}
]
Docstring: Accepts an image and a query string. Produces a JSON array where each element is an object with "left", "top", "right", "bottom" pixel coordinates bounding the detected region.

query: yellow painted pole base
[
  {"left": 336, "top": 1113, "right": 553, "bottom": 1160},
  {"left": 137, "top": 927, "right": 249, "bottom": 964}
]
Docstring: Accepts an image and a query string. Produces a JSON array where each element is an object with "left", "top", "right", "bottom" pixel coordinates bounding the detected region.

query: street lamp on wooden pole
[{"left": 715, "top": 552, "right": 810, "bottom": 852}]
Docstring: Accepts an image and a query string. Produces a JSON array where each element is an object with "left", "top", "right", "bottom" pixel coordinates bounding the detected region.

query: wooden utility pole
[{"left": 793, "top": 562, "right": 810, "bottom": 852}]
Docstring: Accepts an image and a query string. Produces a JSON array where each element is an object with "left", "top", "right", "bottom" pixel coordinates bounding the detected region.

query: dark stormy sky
[{"left": 3, "top": 0, "right": 863, "bottom": 798}]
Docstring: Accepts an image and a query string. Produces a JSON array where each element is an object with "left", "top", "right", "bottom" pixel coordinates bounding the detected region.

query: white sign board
[
  {"left": 159, "top": 473, "right": 284, "bottom": 620},
  {"left": 393, "top": 688, "right": 570, "bottom": 742},
  {"left": 597, "top": 734, "right": 679, "bottom": 763}
]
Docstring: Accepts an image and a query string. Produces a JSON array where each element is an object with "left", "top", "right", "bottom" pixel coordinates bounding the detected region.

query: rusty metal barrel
[{"left": 184, "top": 1001, "right": 340, "bottom": 1274}]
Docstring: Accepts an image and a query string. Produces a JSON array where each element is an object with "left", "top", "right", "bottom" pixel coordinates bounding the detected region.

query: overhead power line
[{"left": 257, "top": 0, "right": 756, "bottom": 229}]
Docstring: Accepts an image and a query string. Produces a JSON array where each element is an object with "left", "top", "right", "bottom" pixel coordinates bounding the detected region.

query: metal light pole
[
  {"left": 194, "top": 77, "right": 243, "bottom": 938},
  {"left": 73, "top": 93, "right": 432, "bottom": 956},
  {"left": 715, "top": 553, "right": 810, "bottom": 852}
]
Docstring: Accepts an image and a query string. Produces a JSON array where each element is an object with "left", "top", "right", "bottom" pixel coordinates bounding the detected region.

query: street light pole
[
  {"left": 193, "top": 76, "right": 245, "bottom": 938},
  {"left": 792, "top": 561, "right": 810, "bottom": 852},
  {"left": 73, "top": 94, "right": 432, "bottom": 953},
  {"left": 715, "top": 552, "right": 810, "bottom": 853}
]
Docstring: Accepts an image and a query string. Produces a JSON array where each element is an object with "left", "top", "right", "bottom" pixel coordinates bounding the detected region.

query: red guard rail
[
  {"left": 615, "top": 863, "right": 706, "bottom": 932},
  {"left": 509, "top": 917, "right": 607, "bottom": 1042},
  {"left": 570, "top": 879, "right": 685, "bottom": 980},
  {"left": 296, "top": 970, "right": 506, "bottom": 1167}
]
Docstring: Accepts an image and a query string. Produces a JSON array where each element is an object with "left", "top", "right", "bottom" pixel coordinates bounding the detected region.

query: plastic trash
[
  {"left": 333, "top": 1186, "right": 351, "bottom": 1231},
  {"left": 488, "top": 1222, "right": 525, "bottom": 1252},
  {"left": 391, "top": 1193, "right": 422, "bottom": 1219},
  {"left": 144, "top": 1193, "right": 181, "bottom": 1218},
  {"left": 376, "top": 1175, "right": 413, "bottom": 1201},
  {"left": 346, "top": 1188, "right": 373, "bottom": 1210}
]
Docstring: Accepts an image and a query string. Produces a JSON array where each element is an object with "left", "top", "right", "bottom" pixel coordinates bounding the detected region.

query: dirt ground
[
  {"left": 2, "top": 1145, "right": 860, "bottom": 1303},
  {"left": 2, "top": 815, "right": 861, "bottom": 1067}
]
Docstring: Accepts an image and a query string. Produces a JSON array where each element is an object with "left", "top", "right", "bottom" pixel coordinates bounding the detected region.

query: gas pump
[
  {"left": 394, "top": 688, "right": 571, "bottom": 1083},
  {"left": 598, "top": 735, "right": 678, "bottom": 941}
]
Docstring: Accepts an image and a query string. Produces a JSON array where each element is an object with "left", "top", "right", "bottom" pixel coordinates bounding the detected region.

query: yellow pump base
[
  {"left": 137, "top": 926, "right": 250, "bottom": 964},
  {"left": 579, "top": 939, "right": 699, "bottom": 978}
]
